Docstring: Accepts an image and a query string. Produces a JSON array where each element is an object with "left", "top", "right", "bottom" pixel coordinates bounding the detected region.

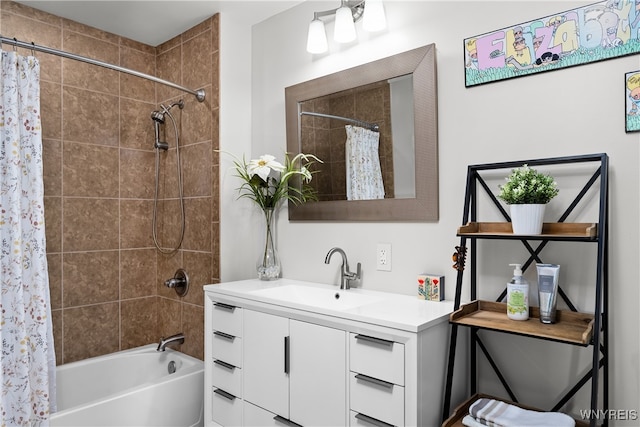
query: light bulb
[
  {"left": 363, "top": 0, "right": 386, "bottom": 32},
  {"left": 334, "top": 5, "right": 356, "bottom": 43},
  {"left": 306, "top": 18, "right": 328, "bottom": 54}
]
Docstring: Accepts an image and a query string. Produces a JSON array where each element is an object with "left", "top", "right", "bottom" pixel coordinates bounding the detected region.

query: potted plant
[{"left": 498, "top": 164, "right": 559, "bottom": 235}]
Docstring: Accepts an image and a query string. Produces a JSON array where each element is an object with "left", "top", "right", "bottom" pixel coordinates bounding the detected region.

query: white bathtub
[{"left": 51, "top": 344, "right": 204, "bottom": 427}]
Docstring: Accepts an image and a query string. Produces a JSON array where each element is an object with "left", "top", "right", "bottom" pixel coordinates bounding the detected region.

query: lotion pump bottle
[{"left": 507, "top": 263, "right": 529, "bottom": 321}]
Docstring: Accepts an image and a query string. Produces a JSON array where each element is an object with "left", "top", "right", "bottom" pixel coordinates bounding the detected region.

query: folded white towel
[
  {"left": 462, "top": 414, "right": 486, "bottom": 427},
  {"left": 469, "top": 398, "right": 575, "bottom": 427}
]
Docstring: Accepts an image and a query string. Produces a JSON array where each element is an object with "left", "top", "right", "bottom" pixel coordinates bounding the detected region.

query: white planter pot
[{"left": 510, "top": 204, "right": 546, "bottom": 235}]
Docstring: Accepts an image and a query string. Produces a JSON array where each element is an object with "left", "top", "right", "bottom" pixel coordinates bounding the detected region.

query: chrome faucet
[
  {"left": 157, "top": 332, "right": 185, "bottom": 352},
  {"left": 324, "top": 247, "right": 361, "bottom": 290}
]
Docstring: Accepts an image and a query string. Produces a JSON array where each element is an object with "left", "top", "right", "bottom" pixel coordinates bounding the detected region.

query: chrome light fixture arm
[
  {"left": 306, "top": 0, "right": 386, "bottom": 54},
  {"left": 313, "top": 1, "right": 365, "bottom": 22}
]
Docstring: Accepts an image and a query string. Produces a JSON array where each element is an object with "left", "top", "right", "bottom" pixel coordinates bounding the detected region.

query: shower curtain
[
  {"left": 345, "top": 125, "right": 385, "bottom": 200},
  {"left": 0, "top": 50, "right": 56, "bottom": 425}
]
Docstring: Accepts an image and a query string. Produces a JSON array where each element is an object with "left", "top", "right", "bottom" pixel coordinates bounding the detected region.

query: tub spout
[{"left": 157, "top": 333, "right": 185, "bottom": 352}]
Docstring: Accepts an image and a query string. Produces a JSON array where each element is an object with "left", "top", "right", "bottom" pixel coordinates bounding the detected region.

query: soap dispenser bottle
[{"left": 507, "top": 263, "right": 529, "bottom": 321}]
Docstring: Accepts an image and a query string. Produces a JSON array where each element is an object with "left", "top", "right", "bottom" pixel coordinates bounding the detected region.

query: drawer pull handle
[
  {"left": 213, "top": 388, "right": 236, "bottom": 401},
  {"left": 213, "top": 359, "right": 235, "bottom": 370},
  {"left": 354, "top": 334, "right": 394, "bottom": 347},
  {"left": 273, "top": 415, "right": 303, "bottom": 427},
  {"left": 354, "top": 413, "right": 394, "bottom": 427},
  {"left": 213, "top": 331, "right": 235, "bottom": 340},
  {"left": 355, "top": 373, "right": 394, "bottom": 389},
  {"left": 214, "top": 302, "right": 236, "bottom": 311}
]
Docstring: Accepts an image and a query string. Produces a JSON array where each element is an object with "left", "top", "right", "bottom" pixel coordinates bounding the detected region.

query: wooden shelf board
[
  {"left": 457, "top": 222, "right": 598, "bottom": 240},
  {"left": 450, "top": 300, "right": 594, "bottom": 345},
  {"left": 442, "top": 394, "right": 589, "bottom": 427}
]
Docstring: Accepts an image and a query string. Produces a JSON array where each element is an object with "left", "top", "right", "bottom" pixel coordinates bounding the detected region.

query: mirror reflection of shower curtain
[{"left": 345, "top": 125, "right": 385, "bottom": 200}]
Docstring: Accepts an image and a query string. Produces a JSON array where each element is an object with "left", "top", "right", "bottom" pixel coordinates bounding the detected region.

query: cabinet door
[
  {"left": 243, "top": 310, "right": 290, "bottom": 417},
  {"left": 290, "top": 319, "right": 347, "bottom": 427}
]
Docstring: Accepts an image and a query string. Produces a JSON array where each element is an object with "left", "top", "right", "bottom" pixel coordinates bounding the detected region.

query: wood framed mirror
[{"left": 285, "top": 44, "right": 438, "bottom": 221}]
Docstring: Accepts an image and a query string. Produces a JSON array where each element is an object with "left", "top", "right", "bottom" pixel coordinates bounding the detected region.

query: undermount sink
[{"left": 249, "top": 284, "right": 383, "bottom": 311}]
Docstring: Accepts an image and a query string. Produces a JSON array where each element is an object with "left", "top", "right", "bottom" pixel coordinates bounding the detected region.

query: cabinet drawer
[
  {"left": 212, "top": 302, "right": 243, "bottom": 337},
  {"left": 212, "top": 359, "right": 242, "bottom": 398},
  {"left": 211, "top": 387, "right": 242, "bottom": 427},
  {"left": 350, "top": 410, "right": 396, "bottom": 427},
  {"left": 212, "top": 332, "right": 242, "bottom": 368},
  {"left": 349, "top": 333, "right": 404, "bottom": 385},
  {"left": 349, "top": 372, "right": 404, "bottom": 427},
  {"left": 243, "top": 401, "right": 299, "bottom": 427}
]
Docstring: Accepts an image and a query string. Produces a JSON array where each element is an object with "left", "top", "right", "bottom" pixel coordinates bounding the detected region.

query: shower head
[
  {"left": 151, "top": 100, "right": 183, "bottom": 151},
  {"left": 151, "top": 110, "right": 165, "bottom": 124},
  {"left": 151, "top": 100, "right": 183, "bottom": 124}
]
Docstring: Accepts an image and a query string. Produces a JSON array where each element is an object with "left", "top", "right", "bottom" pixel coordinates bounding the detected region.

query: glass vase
[{"left": 257, "top": 208, "right": 281, "bottom": 280}]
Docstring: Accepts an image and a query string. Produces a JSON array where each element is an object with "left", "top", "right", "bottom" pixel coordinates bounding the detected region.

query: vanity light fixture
[
  {"left": 307, "top": 17, "right": 329, "bottom": 53},
  {"left": 334, "top": 3, "right": 357, "bottom": 43},
  {"left": 306, "top": 0, "right": 387, "bottom": 54}
]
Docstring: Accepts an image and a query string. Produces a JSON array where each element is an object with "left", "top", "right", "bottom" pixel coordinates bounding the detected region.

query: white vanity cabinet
[
  {"left": 242, "top": 310, "right": 288, "bottom": 418},
  {"left": 208, "top": 301, "right": 243, "bottom": 427},
  {"left": 349, "top": 333, "right": 405, "bottom": 426},
  {"left": 204, "top": 279, "right": 453, "bottom": 427},
  {"left": 289, "top": 320, "right": 346, "bottom": 426},
  {"left": 243, "top": 310, "right": 346, "bottom": 426}
]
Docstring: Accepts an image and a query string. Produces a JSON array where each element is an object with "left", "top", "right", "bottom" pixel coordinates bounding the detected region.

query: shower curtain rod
[
  {"left": 0, "top": 35, "right": 206, "bottom": 102},
  {"left": 300, "top": 111, "right": 379, "bottom": 132}
]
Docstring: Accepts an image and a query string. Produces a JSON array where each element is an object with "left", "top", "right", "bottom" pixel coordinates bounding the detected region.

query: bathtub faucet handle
[
  {"left": 164, "top": 268, "right": 189, "bottom": 297},
  {"left": 157, "top": 332, "right": 185, "bottom": 352}
]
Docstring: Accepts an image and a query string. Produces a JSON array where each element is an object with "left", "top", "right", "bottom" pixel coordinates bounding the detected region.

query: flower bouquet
[{"left": 228, "top": 152, "right": 321, "bottom": 279}]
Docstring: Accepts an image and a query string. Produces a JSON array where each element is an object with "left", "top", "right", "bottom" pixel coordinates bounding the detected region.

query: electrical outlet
[{"left": 377, "top": 243, "right": 392, "bottom": 271}]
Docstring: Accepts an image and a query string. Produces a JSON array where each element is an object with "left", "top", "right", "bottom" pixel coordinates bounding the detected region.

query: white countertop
[{"left": 204, "top": 279, "right": 454, "bottom": 333}]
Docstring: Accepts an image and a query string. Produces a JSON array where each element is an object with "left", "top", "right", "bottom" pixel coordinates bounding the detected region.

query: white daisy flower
[{"left": 248, "top": 154, "right": 285, "bottom": 181}]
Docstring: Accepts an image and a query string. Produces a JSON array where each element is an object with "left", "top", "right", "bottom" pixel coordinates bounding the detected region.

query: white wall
[
  {"left": 219, "top": 9, "right": 259, "bottom": 281},
  {"left": 221, "top": 0, "right": 639, "bottom": 424}
]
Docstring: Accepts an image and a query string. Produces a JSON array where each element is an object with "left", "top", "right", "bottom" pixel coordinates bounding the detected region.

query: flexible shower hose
[{"left": 152, "top": 107, "right": 185, "bottom": 254}]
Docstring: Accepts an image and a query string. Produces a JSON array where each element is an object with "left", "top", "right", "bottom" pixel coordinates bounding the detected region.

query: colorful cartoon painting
[
  {"left": 625, "top": 71, "right": 640, "bottom": 132},
  {"left": 465, "top": 1, "right": 640, "bottom": 87}
]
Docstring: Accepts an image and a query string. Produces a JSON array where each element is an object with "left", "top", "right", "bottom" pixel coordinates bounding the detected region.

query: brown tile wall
[
  {"left": 0, "top": 1, "right": 219, "bottom": 363},
  {"left": 300, "top": 81, "right": 394, "bottom": 201}
]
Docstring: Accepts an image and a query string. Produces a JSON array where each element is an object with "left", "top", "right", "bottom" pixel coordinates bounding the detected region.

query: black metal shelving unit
[{"left": 441, "top": 153, "right": 609, "bottom": 427}]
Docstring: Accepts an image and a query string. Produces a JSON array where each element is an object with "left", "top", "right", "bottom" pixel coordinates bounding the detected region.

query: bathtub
[{"left": 51, "top": 344, "right": 204, "bottom": 427}]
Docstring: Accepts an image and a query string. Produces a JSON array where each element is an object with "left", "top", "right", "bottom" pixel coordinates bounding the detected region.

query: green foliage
[
  {"left": 227, "top": 152, "right": 322, "bottom": 213},
  {"left": 498, "top": 164, "right": 559, "bottom": 205}
]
